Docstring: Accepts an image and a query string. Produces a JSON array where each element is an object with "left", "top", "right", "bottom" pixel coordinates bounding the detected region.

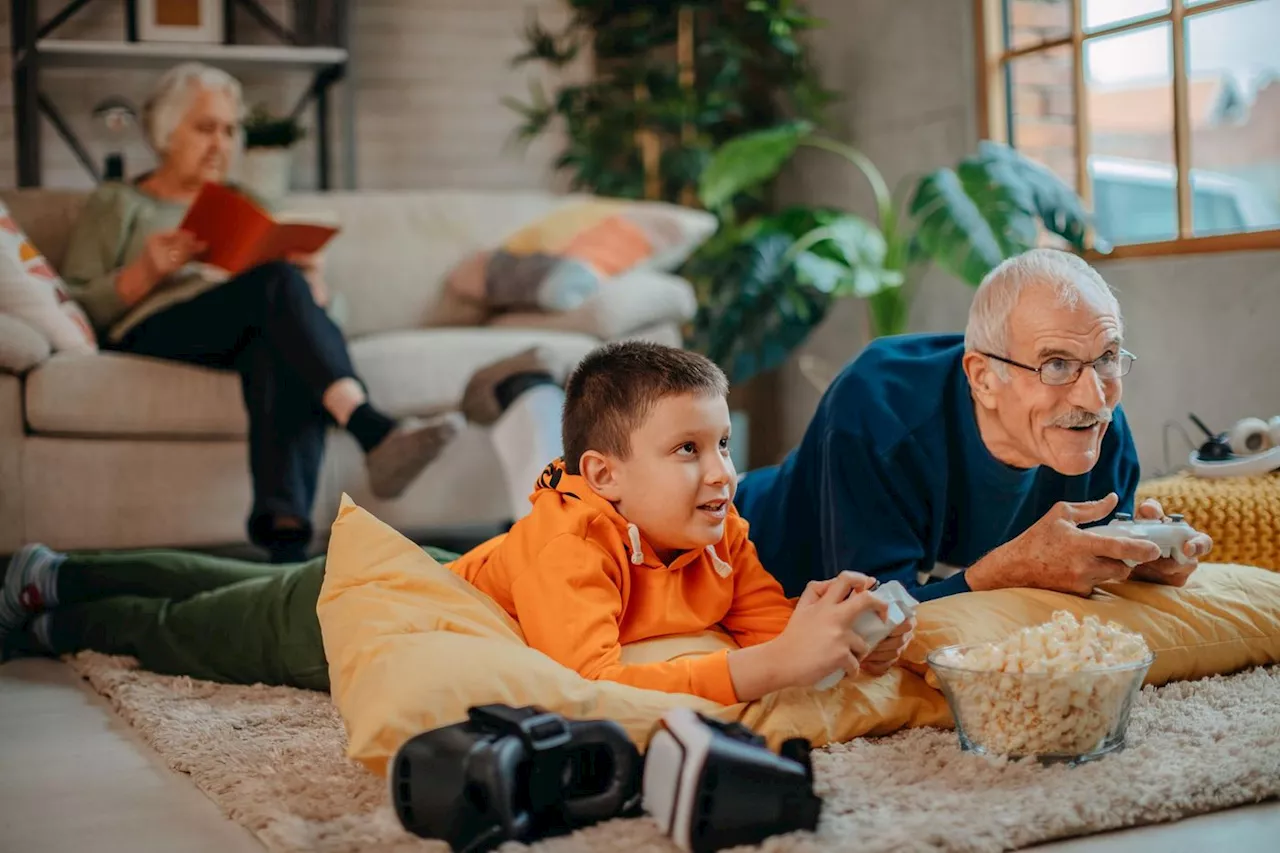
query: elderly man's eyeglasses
[{"left": 982, "top": 350, "right": 1136, "bottom": 386}]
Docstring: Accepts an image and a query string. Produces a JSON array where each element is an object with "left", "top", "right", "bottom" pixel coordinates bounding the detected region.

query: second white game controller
[
  {"left": 1091, "top": 513, "right": 1199, "bottom": 568},
  {"left": 815, "top": 580, "right": 919, "bottom": 691}
]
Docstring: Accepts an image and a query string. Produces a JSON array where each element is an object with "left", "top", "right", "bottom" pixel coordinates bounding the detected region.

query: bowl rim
[{"left": 925, "top": 642, "right": 1156, "bottom": 676}]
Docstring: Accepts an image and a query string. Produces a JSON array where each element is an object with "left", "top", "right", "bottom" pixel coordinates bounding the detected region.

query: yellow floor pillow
[
  {"left": 902, "top": 563, "right": 1280, "bottom": 687},
  {"left": 318, "top": 496, "right": 947, "bottom": 776},
  {"left": 319, "top": 497, "right": 1280, "bottom": 778}
]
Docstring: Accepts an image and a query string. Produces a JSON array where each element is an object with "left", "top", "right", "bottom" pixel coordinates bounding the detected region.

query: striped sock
[
  {"left": 1, "top": 545, "right": 66, "bottom": 641},
  {"left": 29, "top": 612, "right": 54, "bottom": 654}
]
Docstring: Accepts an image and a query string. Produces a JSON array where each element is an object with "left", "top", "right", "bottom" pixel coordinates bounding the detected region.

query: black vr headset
[
  {"left": 390, "top": 704, "right": 643, "bottom": 853},
  {"left": 643, "top": 708, "right": 823, "bottom": 853},
  {"left": 392, "top": 704, "right": 824, "bottom": 853}
]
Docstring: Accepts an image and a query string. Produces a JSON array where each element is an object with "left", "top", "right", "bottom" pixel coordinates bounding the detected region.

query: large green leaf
[
  {"left": 685, "top": 209, "right": 839, "bottom": 385},
  {"left": 908, "top": 141, "right": 1096, "bottom": 286},
  {"left": 790, "top": 215, "right": 904, "bottom": 298},
  {"left": 698, "top": 121, "right": 812, "bottom": 211}
]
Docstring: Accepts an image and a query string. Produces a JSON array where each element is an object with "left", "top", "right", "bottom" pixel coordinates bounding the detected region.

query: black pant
[{"left": 110, "top": 262, "right": 357, "bottom": 553}]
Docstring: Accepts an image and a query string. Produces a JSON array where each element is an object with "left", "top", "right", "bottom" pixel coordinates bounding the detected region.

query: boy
[
  {"left": 2, "top": 343, "right": 910, "bottom": 702},
  {"left": 449, "top": 341, "right": 910, "bottom": 703}
]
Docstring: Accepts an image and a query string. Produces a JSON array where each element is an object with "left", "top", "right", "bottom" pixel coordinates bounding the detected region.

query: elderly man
[{"left": 734, "top": 248, "right": 1212, "bottom": 602}]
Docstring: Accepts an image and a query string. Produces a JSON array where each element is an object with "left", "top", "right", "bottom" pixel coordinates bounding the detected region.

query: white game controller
[
  {"left": 1091, "top": 512, "right": 1199, "bottom": 568},
  {"left": 815, "top": 580, "right": 919, "bottom": 691}
]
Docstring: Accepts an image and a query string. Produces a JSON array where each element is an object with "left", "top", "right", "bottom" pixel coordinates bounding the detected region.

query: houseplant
[
  {"left": 238, "top": 104, "right": 306, "bottom": 199},
  {"left": 686, "top": 121, "right": 1105, "bottom": 385},
  {"left": 505, "top": 1, "right": 833, "bottom": 205}
]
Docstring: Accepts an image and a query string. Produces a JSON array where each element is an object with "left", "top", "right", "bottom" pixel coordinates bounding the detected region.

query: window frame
[{"left": 973, "top": 0, "right": 1280, "bottom": 259}]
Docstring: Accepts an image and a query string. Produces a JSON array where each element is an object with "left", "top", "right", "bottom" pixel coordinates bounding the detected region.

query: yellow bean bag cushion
[
  {"left": 318, "top": 496, "right": 947, "bottom": 776},
  {"left": 319, "top": 496, "right": 1280, "bottom": 777},
  {"left": 903, "top": 562, "right": 1280, "bottom": 687}
]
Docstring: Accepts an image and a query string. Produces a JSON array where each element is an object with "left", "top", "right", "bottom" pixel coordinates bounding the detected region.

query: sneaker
[{"left": 366, "top": 412, "right": 465, "bottom": 500}]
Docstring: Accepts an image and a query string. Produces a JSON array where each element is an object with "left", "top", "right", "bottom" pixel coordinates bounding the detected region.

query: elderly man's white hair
[
  {"left": 142, "top": 62, "right": 244, "bottom": 154},
  {"left": 964, "top": 248, "right": 1121, "bottom": 376}
]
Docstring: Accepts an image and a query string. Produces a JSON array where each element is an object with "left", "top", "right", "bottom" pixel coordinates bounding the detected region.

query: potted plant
[
  {"left": 683, "top": 121, "right": 1106, "bottom": 386},
  {"left": 238, "top": 104, "right": 305, "bottom": 199}
]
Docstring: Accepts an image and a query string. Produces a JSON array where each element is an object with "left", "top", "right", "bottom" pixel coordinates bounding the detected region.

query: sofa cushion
[
  {"left": 349, "top": 327, "right": 600, "bottom": 419},
  {"left": 282, "top": 191, "right": 578, "bottom": 339},
  {"left": 24, "top": 328, "right": 602, "bottom": 438},
  {"left": 26, "top": 352, "right": 248, "bottom": 438}
]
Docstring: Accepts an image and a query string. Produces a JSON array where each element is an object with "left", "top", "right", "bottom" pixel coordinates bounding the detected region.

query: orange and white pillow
[
  {"left": 0, "top": 203, "right": 96, "bottom": 352},
  {"left": 446, "top": 199, "right": 717, "bottom": 313}
]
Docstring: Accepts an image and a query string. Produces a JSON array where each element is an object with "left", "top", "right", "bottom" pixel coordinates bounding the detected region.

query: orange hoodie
[{"left": 449, "top": 459, "right": 796, "bottom": 705}]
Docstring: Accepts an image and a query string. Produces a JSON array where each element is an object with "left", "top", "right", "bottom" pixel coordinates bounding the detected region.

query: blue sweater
[{"left": 734, "top": 334, "right": 1141, "bottom": 601}]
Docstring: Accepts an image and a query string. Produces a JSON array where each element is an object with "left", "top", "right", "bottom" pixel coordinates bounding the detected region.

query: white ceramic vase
[{"left": 239, "top": 146, "right": 293, "bottom": 200}]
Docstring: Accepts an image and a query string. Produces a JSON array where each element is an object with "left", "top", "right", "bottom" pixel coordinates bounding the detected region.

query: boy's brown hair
[{"left": 561, "top": 342, "right": 729, "bottom": 474}]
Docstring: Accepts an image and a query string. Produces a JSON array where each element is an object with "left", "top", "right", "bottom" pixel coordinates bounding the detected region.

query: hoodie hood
[{"left": 531, "top": 458, "right": 734, "bottom": 575}]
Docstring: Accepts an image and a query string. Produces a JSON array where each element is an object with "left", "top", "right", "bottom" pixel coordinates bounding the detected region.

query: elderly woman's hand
[
  {"left": 286, "top": 251, "right": 330, "bottom": 308},
  {"left": 117, "top": 229, "right": 207, "bottom": 306}
]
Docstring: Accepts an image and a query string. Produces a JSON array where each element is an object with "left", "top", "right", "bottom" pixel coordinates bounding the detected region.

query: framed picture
[{"left": 137, "top": 0, "right": 225, "bottom": 44}]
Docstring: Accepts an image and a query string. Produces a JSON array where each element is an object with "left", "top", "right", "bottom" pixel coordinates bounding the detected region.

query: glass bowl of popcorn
[{"left": 926, "top": 612, "right": 1154, "bottom": 764}]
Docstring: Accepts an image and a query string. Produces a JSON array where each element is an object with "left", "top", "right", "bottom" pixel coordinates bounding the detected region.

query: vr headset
[
  {"left": 391, "top": 704, "right": 642, "bottom": 853},
  {"left": 391, "top": 704, "right": 824, "bottom": 853},
  {"left": 643, "top": 708, "right": 823, "bottom": 853}
]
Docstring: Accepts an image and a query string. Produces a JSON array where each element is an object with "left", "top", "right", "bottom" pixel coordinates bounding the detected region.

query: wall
[
  {"left": 0, "top": 0, "right": 578, "bottom": 191},
  {"left": 774, "top": 0, "right": 1280, "bottom": 479}
]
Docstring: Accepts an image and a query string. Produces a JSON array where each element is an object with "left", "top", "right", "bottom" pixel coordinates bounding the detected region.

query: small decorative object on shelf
[
  {"left": 238, "top": 104, "right": 306, "bottom": 199},
  {"left": 90, "top": 97, "right": 140, "bottom": 181},
  {"left": 137, "top": 0, "right": 224, "bottom": 44}
]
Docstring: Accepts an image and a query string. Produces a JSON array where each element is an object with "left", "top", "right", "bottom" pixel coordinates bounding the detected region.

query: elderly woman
[{"left": 60, "top": 63, "right": 460, "bottom": 563}]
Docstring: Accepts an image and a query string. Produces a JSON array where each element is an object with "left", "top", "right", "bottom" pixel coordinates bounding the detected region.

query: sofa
[{"left": 0, "top": 189, "right": 702, "bottom": 556}]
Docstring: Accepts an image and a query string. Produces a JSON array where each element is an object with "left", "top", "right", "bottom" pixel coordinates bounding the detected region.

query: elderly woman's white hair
[
  {"left": 142, "top": 62, "right": 244, "bottom": 154},
  {"left": 964, "top": 248, "right": 1122, "bottom": 376}
]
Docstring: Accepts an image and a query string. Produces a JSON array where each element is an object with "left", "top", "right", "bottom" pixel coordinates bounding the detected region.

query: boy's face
[{"left": 583, "top": 392, "right": 736, "bottom": 560}]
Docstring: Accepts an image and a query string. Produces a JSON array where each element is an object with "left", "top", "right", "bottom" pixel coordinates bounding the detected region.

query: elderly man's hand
[
  {"left": 967, "top": 492, "right": 1163, "bottom": 597},
  {"left": 1126, "top": 498, "right": 1213, "bottom": 587}
]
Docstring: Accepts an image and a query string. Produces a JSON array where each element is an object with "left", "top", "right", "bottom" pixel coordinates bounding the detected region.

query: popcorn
[{"left": 932, "top": 612, "right": 1152, "bottom": 758}]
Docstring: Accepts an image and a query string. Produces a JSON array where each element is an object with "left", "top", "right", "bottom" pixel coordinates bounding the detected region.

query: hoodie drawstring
[
  {"left": 627, "top": 524, "right": 645, "bottom": 565},
  {"left": 706, "top": 545, "right": 733, "bottom": 578}
]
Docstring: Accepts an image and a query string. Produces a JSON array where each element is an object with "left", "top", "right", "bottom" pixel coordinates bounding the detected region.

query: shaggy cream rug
[{"left": 65, "top": 652, "right": 1280, "bottom": 853}]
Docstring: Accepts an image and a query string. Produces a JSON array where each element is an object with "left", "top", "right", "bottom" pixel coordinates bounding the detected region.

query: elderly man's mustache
[{"left": 1049, "top": 407, "right": 1114, "bottom": 429}]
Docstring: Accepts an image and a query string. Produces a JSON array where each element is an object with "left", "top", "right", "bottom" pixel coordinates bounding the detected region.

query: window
[{"left": 976, "top": 0, "right": 1280, "bottom": 257}]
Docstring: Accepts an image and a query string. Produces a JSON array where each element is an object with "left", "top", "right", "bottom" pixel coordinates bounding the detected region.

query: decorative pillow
[
  {"left": 0, "top": 204, "right": 96, "bottom": 352},
  {"left": 0, "top": 312, "right": 52, "bottom": 374},
  {"left": 445, "top": 199, "right": 717, "bottom": 313},
  {"left": 901, "top": 563, "right": 1280, "bottom": 689},
  {"left": 317, "top": 495, "right": 948, "bottom": 777}
]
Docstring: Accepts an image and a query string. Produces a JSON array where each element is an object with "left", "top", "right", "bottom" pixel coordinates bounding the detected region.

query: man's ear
[
  {"left": 579, "top": 450, "right": 623, "bottom": 502},
  {"left": 963, "top": 350, "right": 1001, "bottom": 409}
]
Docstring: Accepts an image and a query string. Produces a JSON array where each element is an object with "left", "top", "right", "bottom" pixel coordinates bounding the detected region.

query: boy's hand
[
  {"left": 775, "top": 572, "right": 889, "bottom": 687},
  {"left": 859, "top": 615, "right": 915, "bottom": 676}
]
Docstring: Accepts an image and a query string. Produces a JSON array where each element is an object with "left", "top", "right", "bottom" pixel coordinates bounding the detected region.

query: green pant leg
[
  {"left": 48, "top": 556, "right": 330, "bottom": 691},
  {"left": 57, "top": 549, "right": 300, "bottom": 606}
]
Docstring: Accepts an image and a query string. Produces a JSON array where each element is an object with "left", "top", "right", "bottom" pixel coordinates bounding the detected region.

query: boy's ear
[{"left": 579, "top": 450, "right": 623, "bottom": 502}]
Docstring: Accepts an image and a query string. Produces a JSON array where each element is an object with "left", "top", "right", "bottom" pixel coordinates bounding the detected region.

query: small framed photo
[{"left": 137, "top": 0, "right": 225, "bottom": 44}]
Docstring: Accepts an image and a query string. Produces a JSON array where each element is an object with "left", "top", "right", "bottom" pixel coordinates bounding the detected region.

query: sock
[
  {"left": 494, "top": 371, "right": 557, "bottom": 412},
  {"left": 29, "top": 612, "right": 54, "bottom": 654},
  {"left": 1, "top": 545, "right": 65, "bottom": 640},
  {"left": 491, "top": 385, "right": 565, "bottom": 521},
  {"left": 347, "top": 403, "right": 396, "bottom": 453}
]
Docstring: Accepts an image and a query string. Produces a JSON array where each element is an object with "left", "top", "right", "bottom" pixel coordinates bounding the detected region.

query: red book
[{"left": 178, "top": 182, "right": 339, "bottom": 275}]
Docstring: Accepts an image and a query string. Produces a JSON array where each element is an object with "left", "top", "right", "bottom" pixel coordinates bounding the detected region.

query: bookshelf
[{"left": 9, "top": 0, "right": 353, "bottom": 189}]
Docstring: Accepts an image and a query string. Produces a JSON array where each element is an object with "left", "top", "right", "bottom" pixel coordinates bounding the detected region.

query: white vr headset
[{"left": 642, "top": 708, "right": 823, "bottom": 853}]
